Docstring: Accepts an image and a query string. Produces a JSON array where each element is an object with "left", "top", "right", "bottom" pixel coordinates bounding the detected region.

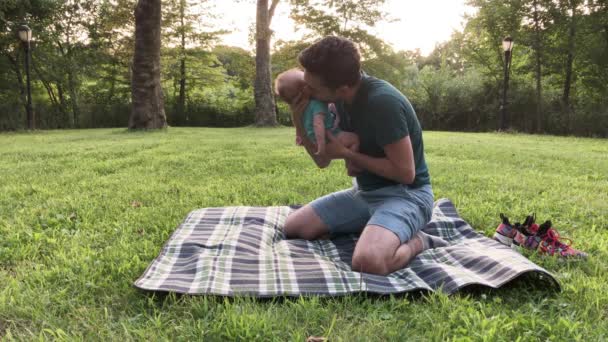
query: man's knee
[
  {"left": 351, "top": 249, "right": 390, "bottom": 276},
  {"left": 284, "top": 214, "right": 306, "bottom": 239},
  {"left": 284, "top": 217, "right": 321, "bottom": 240},
  {"left": 283, "top": 206, "right": 327, "bottom": 240}
]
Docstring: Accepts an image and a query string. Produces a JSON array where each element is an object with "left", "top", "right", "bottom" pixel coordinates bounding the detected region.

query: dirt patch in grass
[
  {"left": 0, "top": 319, "right": 7, "bottom": 339},
  {"left": 1, "top": 265, "right": 17, "bottom": 278}
]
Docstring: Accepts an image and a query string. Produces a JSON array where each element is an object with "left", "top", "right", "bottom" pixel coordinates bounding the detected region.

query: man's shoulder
[
  {"left": 365, "top": 77, "right": 405, "bottom": 103},
  {"left": 364, "top": 77, "right": 416, "bottom": 119},
  {"left": 366, "top": 89, "right": 406, "bottom": 110}
]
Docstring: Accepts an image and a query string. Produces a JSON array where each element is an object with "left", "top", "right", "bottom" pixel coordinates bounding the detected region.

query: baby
[{"left": 275, "top": 68, "right": 359, "bottom": 158}]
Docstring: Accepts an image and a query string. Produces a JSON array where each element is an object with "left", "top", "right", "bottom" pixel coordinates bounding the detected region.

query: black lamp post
[
  {"left": 500, "top": 36, "right": 514, "bottom": 131},
  {"left": 18, "top": 25, "right": 34, "bottom": 130}
]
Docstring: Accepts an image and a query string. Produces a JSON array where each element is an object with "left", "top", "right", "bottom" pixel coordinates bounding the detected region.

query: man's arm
[
  {"left": 301, "top": 136, "right": 331, "bottom": 168},
  {"left": 326, "top": 133, "right": 416, "bottom": 185}
]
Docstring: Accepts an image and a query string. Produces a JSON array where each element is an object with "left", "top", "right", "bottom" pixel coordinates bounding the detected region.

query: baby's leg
[{"left": 313, "top": 114, "right": 326, "bottom": 155}]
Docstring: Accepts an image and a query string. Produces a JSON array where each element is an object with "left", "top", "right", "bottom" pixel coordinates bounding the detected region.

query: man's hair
[{"left": 298, "top": 36, "right": 361, "bottom": 89}]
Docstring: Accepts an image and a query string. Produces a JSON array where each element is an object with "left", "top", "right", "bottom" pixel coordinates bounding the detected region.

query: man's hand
[
  {"left": 295, "top": 135, "right": 303, "bottom": 146},
  {"left": 324, "top": 131, "right": 351, "bottom": 159},
  {"left": 346, "top": 159, "right": 363, "bottom": 176},
  {"left": 325, "top": 132, "right": 362, "bottom": 176},
  {"left": 341, "top": 136, "right": 416, "bottom": 185},
  {"left": 338, "top": 132, "right": 361, "bottom": 176}
]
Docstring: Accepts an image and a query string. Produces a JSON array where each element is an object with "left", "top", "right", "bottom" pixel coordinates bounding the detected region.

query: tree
[
  {"left": 464, "top": 0, "right": 525, "bottom": 130},
  {"left": 290, "top": 0, "right": 383, "bottom": 38},
  {"left": 560, "top": 0, "right": 583, "bottom": 131},
  {"left": 578, "top": 0, "right": 608, "bottom": 99},
  {"left": 41, "top": 0, "right": 103, "bottom": 128},
  {"left": 214, "top": 45, "right": 255, "bottom": 89},
  {"left": 91, "top": 0, "right": 137, "bottom": 96},
  {"left": 254, "top": 0, "right": 280, "bottom": 127},
  {"left": 162, "top": 0, "right": 224, "bottom": 125},
  {"left": 289, "top": 0, "right": 390, "bottom": 59},
  {"left": 129, "top": 0, "right": 167, "bottom": 129},
  {"left": 271, "top": 39, "right": 309, "bottom": 75},
  {"left": 0, "top": 0, "right": 56, "bottom": 129},
  {"left": 524, "top": 0, "right": 550, "bottom": 132}
]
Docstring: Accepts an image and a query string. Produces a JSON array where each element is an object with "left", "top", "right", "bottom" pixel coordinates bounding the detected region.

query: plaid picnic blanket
[{"left": 134, "top": 198, "right": 560, "bottom": 296}]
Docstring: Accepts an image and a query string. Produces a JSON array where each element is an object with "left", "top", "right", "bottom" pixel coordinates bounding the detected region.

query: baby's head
[{"left": 274, "top": 68, "right": 306, "bottom": 105}]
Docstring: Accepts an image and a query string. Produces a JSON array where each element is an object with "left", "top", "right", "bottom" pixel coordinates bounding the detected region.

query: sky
[{"left": 213, "top": 0, "right": 476, "bottom": 56}]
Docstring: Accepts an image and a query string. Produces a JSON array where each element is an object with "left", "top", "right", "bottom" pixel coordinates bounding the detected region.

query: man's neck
[{"left": 343, "top": 79, "right": 363, "bottom": 105}]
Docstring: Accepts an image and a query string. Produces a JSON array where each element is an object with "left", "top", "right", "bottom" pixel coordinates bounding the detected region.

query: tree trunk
[
  {"left": 56, "top": 40, "right": 80, "bottom": 128},
  {"left": 58, "top": 83, "right": 67, "bottom": 122},
  {"left": 130, "top": 0, "right": 167, "bottom": 129},
  {"left": 178, "top": 0, "right": 187, "bottom": 125},
  {"left": 7, "top": 54, "right": 28, "bottom": 124},
  {"left": 532, "top": 0, "right": 543, "bottom": 133},
  {"left": 178, "top": 58, "right": 187, "bottom": 124},
  {"left": 562, "top": 1, "right": 577, "bottom": 133},
  {"left": 32, "top": 61, "right": 59, "bottom": 108},
  {"left": 108, "top": 64, "right": 117, "bottom": 104},
  {"left": 254, "top": 0, "right": 279, "bottom": 127},
  {"left": 67, "top": 69, "right": 80, "bottom": 128},
  {"left": 31, "top": 58, "right": 71, "bottom": 128}
]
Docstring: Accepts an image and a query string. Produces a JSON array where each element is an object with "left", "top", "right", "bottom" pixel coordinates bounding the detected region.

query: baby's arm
[{"left": 313, "top": 113, "right": 326, "bottom": 155}]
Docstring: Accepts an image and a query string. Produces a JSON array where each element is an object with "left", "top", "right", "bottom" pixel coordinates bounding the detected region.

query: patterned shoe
[
  {"left": 511, "top": 214, "right": 542, "bottom": 251},
  {"left": 522, "top": 214, "right": 540, "bottom": 235},
  {"left": 493, "top": 214, "right": 517, "bottom": 246},
  {"left": 537, "top": 221, "right": 588, "bottom": 259}
]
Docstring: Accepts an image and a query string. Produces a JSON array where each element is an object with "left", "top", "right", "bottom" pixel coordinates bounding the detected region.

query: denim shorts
[{"left": 310, "top": 181, "right": 434, "bottom": 244}]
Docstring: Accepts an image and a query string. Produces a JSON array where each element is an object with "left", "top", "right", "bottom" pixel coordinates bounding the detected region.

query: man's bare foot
[
  {"left": 411, "top": 233, "right": 426, "bottom": 255},
  {"left": 412, "top": 231, "right": 450, "bottom": 251}
]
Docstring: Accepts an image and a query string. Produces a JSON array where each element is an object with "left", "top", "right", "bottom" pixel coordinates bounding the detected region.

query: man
[{"left": 284, "top": 36, "right": 435, "bottom": 276}]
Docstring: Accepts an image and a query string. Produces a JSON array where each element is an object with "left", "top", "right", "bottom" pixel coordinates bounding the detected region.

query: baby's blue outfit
[{"left": 303, "top": 100, "right": 341, "bottom": 143}]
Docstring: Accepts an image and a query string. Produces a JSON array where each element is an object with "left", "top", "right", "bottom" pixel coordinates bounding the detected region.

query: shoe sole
[
  {"left": 512, "top": 246, "right": 588, "bottom": 261},
  {"left": 493, "top": 232, "right": 513, "bottom": 246}
]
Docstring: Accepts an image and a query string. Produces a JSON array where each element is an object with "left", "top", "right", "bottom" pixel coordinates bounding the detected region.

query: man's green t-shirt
[{"left": 336, "top": 74, "right": 431, "bottom": 191}]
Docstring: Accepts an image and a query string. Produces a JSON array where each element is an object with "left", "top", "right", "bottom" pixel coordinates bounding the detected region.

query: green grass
[{"left": 0, "top": 127, "right": 607, "bottom": 341}]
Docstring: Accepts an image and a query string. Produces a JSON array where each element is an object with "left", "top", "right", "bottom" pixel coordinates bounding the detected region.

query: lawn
[{"left": 1, "top": 127, "right": 607, "bottom": 341}]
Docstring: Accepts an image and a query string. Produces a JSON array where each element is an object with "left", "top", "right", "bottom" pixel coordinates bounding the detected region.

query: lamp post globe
[
  {"left": 502, "top": 36, "right": 514, "bottom": 53},
  {"left": 18, "top": 25, "right": 32, "bottom": 43}
]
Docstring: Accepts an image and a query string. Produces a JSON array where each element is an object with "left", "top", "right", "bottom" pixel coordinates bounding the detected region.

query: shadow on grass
[{"left": 137, "top": 272, "right": 560, "bottom": 309}]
